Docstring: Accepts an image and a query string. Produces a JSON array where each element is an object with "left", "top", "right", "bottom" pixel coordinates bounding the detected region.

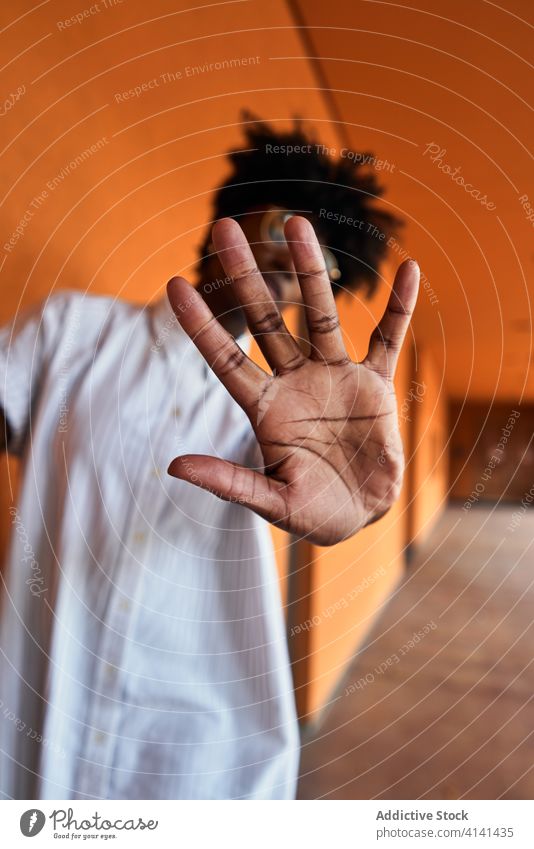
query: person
[{"left": 0, "top": 116, "right": 419, "bottom": 800}]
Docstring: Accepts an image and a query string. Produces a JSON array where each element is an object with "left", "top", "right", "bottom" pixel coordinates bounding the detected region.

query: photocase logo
[{"left": 20, "top": 809, "right": 46, "bottom": 836}]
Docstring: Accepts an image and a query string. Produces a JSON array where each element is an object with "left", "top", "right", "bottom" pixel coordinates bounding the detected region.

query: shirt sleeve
[{"left": 0, "top": 292, "right": 73, "bottom": 456}]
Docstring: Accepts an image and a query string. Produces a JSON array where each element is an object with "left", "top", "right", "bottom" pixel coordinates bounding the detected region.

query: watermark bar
[{"left": 2, "top": 799, "right": 532, "bottom": 846}]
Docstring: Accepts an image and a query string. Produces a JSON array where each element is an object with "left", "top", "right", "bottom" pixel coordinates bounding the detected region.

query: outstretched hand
[{"left": 167, "top": 216, "right": 419, "bottom": 546}]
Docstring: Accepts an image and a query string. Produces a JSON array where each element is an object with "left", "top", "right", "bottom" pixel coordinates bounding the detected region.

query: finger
[
  {"left": 167, "top": 454, "right": 288, "bottom": 524},
  {"left": 166, "top": 276, "right": 267, "bottom": 411},
  {"left": 364, "top": 259, "right": 420, "bottom": 380},
  {"left": 284, "top": 215, "right": 348, "bottom": 365},
  {"left": 211, "top": 218, "right": 305, "bottom": 374}
]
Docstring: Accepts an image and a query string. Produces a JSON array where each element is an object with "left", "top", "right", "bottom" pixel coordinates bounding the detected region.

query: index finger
[{"left": 166, "top": 276, "right": 267, "bottom": 411}]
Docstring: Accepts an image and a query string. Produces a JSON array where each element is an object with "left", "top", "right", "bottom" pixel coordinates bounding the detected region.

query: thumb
[{"left": 167, "top": 454, "right": 287, "bottom": 522}]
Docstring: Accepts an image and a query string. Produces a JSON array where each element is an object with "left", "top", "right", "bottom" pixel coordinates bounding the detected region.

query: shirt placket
[
  {"left": 75, "top": 348, "right": 203, "bottom": 799},
  {"left": 75, "top": 477, "right": 158, "bottom": 797}
]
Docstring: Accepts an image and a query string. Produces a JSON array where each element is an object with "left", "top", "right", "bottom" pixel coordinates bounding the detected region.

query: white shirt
[{"left": 0, "top": 291, "right": 299, "bottom": 800}]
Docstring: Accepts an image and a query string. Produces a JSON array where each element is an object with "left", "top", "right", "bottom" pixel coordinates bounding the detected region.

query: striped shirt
[{"left": 0, "top": 291, "right": 299, "bottom": 800}]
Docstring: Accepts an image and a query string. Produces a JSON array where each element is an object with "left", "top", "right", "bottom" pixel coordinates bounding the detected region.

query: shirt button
[
  {"left": 93, "top": 731, "right": 106, "bottom": 744},
  {"left": 152, "top": 466, "right": 162, "bottom": 478},
  {"left": 172, "top": 406, "right": 182, "bottom": 418},
  {"left": 118, "top": 598, "right": 130, "bottom": 612},
  {"left": 132, "top": 530, "right": 146, "bottom": 544}
]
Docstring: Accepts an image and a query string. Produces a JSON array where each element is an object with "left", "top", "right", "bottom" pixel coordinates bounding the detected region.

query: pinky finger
[{"left": 364, "top": 259, "right": 420, "bottom": 380}]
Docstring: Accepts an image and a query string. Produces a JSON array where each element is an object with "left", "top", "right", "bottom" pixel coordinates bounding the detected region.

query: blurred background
[{"left": 0, "top": 0, "right": 533, "bottom": 799}]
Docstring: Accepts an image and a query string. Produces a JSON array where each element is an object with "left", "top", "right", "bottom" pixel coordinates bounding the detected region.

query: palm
[
  {"left": 167, "top": 216, "right": 419, "bottom": 546},
  {"left": 251, "top": 361, "right": 402, "bottom": 545}
]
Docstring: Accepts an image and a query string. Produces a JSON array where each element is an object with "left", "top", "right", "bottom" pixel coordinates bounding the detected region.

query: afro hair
[{"left": 199, "top": 113, "right": 402, "bottom": 297}]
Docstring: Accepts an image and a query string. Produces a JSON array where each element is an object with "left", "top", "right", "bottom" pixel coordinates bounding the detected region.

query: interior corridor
[{"left": 298, "top": 506, "right": 534, "bottom": 799}]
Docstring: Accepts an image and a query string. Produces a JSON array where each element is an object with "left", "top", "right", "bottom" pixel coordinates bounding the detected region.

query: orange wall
[
  {"left": 0, "top": 0, "right": 337, "bottom": 313},
  {"left": 408, "top": 347, "right": 449, "bottom": 546}
]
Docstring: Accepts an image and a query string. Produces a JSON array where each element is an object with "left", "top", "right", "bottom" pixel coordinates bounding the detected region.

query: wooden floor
[{"left": 297, "top": 506, "right": 534, "bottom": 799}]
